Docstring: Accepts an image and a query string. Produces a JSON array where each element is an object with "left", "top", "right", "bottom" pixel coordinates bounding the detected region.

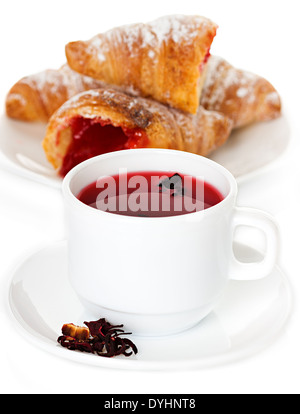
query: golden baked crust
[
  {"left": 43, "top": 89, "right": 233, "bottom": 175},
  {"left": 6, "top": 56, "right": 281, "bottom": 129},
  {"left": 5, "top": 65, "right": 106, "bottom": 122},
  {"left": 65, "top": 15, "right": 218, "bottom": 114},
  {"left": 201, "top": 56, "right": 281, "bottom": 128}
]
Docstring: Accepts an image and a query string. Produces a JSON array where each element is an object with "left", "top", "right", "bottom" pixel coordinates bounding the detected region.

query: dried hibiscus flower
[
  {"left": 158, "top": 173, "right": 185, "bottom": 197},
  {"left": 57, "top": 318, "right": 138, "bottom": 358}
]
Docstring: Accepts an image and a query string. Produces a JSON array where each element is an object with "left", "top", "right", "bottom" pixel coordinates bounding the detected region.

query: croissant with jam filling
[
  {"left": 65, "top": 15, "right": 218, "bottom": 114},
  {"left": 42, "top": 89, "right": 233, "bottom": 177}
]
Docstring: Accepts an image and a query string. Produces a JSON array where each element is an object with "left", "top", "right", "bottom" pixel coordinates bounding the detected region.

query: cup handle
[{"left": 229, "top": 207, "right": 279, "bottom": 281}]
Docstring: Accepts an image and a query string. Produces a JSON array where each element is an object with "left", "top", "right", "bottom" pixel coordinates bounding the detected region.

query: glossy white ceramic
[{"left": 63, "top": 149, "right": 279, "bottom": 335}]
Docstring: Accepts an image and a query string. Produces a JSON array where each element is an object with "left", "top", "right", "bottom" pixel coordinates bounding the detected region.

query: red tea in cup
[{"left": 77, "top": 171, "right": 223, "bottom": 218}]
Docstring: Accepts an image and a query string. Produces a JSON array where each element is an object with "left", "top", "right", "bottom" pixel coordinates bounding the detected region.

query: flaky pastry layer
[
  {"left": 43, "top": 88, "right": 233, "bottom": 175},
  {"left": 201, "top": 56, "right": 281, "bottom": 128}
]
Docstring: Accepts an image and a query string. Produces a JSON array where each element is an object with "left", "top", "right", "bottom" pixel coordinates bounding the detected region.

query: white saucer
[
  {"left": 7, "top": 240, "right": 292, "bottom": 371},
  {"left": 0, "top": 113, "right": 290, "bottom": 188}
]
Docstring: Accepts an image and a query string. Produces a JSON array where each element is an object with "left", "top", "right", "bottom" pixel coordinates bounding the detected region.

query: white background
[{"left": 0, "top": 0, "right": 299, "bottom": 394}]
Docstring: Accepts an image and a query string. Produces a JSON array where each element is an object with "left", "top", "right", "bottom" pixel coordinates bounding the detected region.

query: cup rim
[{"left": 62, "top": 149, "right": 238, "bottom": 222}]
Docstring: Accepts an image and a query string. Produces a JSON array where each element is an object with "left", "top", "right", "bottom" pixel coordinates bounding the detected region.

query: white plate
[
  {"left": 0, "top": 114, "right": 290, "bottom": 189},
  {"left": 0, "top": 116, "right": 61, "bottom": 188},
  {"left": 7, "top": 240, "right": 292, "bottom": 371}
]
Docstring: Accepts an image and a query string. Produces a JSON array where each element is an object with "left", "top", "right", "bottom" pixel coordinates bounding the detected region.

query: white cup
[{"left": 62, "top": 149, "right": 279, "bottom": 336}]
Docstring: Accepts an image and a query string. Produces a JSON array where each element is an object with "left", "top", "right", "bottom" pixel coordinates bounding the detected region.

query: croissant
[
  {"left": 65, "top": 15, "right": 218, "bottom": 114},
  {"left": 6, "top": 55, "right": 281, "bottom": 129},
  {"left": 5, "top": 64, "right": 106, "bottom": 122},
  {"left": 43, "top": 89, "right": 233, "bottom": 177},
  {"left": 201, "top": 56, "right": 281, "bottom": 128}
]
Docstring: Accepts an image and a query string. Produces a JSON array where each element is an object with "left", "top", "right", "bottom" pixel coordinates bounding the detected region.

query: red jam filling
[
  {"left": 59, "top": 117, "right": 149, "bottom": 177},
  {"left": 199, "top": 48, "right": 211, "bottom": 73}
]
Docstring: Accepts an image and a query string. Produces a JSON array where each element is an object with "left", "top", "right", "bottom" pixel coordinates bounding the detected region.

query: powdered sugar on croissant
[
  {"left": 201, "top": 56, "right": 281, "bottom": 128},
  {"left": 5, "top": 65, "right": 106, "bottom": 122},
  {"left": 65, "top": 15, "right": 218, "bottom": 114}
]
